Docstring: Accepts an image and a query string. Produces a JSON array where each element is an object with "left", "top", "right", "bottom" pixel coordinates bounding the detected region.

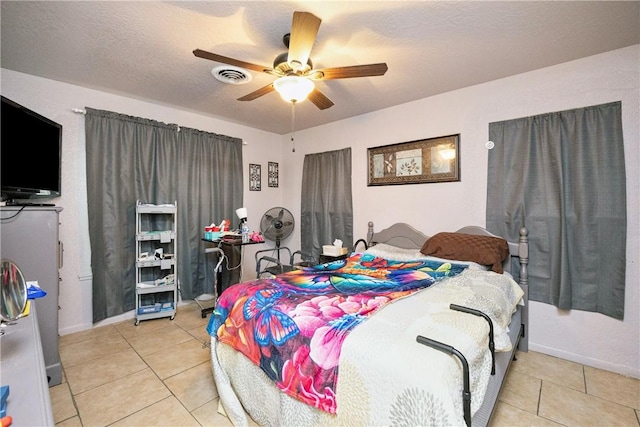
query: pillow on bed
[
  {"left": 364, "top": 243, "right": 488, "bottom": 270},
  {"left": 420, "top": 232, "right": 509, "bottom": 273},
  {"left": 364, "top": 243, "right": 423, "bottom": 260}
]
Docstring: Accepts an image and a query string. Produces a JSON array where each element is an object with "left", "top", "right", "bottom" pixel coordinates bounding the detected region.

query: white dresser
[
  {"left": 0, "top": 206, "right": 63, "bottom": 386},
  {"left": 0, "top": 305, "right": 55, "bottom": 426}
]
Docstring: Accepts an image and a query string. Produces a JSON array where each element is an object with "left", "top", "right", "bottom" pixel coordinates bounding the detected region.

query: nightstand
[{"left": 319, "top": 253, "right": 348, "bottom": 264}]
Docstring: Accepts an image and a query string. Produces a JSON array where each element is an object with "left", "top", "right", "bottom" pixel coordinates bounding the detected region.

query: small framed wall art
[
  {"left": 268, "top": 162, "right": 279, "bottom": 188},
  {"left": 249, "top": 163, "right": 261, "bottom": 191},
  {"left": 367, "top": 134, "right": 460, "bottom": 186}
]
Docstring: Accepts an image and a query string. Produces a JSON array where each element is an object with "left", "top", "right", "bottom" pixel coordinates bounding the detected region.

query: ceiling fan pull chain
[{"left": 291, "top": 101, "right": 296, "bottom": 152}]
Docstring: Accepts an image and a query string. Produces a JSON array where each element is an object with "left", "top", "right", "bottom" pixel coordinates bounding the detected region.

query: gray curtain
[
  {"left": 85, "top": 108, "right": 242, "bottom": 322},
  {"left": 301, "top": 148, "right": 353, "bottom": 261},
  {"left": 486, "top": 101, "right": 626, "bottom": 319}
]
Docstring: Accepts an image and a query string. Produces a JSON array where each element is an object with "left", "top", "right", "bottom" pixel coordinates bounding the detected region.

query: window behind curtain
[
  {"left": 85, "top": 108, "right": 243, "bottom": 322},
  {"left": 301, "top": 148, "right": 353, "bottom": 262},
  {"left": 486, "top": 102, "right": 626, "bottom": 319}
]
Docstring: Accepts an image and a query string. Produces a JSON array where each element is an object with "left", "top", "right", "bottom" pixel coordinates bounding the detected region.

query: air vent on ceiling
[{"left": 211, "top": 65, "right": 252, "bottom": 85}]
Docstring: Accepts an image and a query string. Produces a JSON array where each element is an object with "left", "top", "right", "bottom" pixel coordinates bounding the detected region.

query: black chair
[{"left": 255, "top": 247, "right": 316, "bottom": 277}]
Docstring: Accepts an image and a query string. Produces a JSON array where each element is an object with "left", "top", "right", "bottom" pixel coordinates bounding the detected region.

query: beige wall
[
  {"left": 1, "top": 44, "right": 637, "bottom": 378},
  {"left": 281, "top": 45, "right": 639, "bottom": 378}
]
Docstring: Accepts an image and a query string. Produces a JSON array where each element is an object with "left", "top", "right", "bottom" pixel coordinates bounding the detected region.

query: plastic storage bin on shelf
[{"left": 135, "top": 201, "right": 178, "bottom": 325}]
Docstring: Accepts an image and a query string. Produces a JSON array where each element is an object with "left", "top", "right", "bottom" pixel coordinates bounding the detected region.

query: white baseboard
[
  {"left": 59, "top": 310, "right": 135, "bottom": 335},
  {"left": 59, "top": 299, "right": 194, "bottom": 336},
  {"left": 529, "top": 342, "right": 640, "bottom": 379}
]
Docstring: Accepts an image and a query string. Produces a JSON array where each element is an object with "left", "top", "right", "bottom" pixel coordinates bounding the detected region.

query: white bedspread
[{"left": 210, "top": 269, "right": 523, "bottom": 427}]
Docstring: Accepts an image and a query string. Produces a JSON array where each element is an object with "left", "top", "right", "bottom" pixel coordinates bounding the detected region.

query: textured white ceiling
[{"left": 2, "top": 1, "right": 638, "bottom": 134}]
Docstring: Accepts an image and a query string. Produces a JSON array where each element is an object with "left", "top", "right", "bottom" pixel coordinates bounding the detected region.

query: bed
[{"left": 207, "top": 222, "right": 529, "bottom": 427}]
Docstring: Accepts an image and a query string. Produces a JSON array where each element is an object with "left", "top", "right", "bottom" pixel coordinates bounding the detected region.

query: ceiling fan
[{"left": 193, "top": 11, "right": 388, "bottom": 110}]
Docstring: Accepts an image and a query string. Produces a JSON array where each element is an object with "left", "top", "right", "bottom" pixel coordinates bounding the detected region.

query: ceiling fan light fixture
[
  {"left": 289, "top": 59, "right": 303, "bottom": 72},
  {"left": 273, "top": 76, "right": 314, "bottom": 103},
  {"left": 194, "top": 10, "right": 387, "bottom": 111}
]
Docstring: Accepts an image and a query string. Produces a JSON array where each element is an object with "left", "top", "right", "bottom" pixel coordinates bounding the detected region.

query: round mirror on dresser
[{"left": 0, "top": 259, "right": 28, "bottom": 333}]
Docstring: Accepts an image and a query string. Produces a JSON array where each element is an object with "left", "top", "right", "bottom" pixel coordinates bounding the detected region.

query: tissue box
[{"left": 322, "top": 245, "right": 348, "bottom": 256}]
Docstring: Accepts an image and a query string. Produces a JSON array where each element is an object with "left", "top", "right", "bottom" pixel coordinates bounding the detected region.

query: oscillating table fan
[{"left": 256, "top": 207, "right": 316, "bottom": 277}]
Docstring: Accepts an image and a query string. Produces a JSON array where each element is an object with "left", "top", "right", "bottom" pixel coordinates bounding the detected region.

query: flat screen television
[{"left": 1, "top": 96, "right": 62, "bottom": 204}]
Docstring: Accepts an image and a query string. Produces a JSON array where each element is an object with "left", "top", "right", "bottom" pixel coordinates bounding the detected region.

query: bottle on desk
[{"left": 241, "top": 221, "right": 250, "bottom": 243}]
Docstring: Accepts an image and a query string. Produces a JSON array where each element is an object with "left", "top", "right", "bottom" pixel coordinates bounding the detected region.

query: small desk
[{"left": 200, "top": 238, "right": 263, "bottom": 317}]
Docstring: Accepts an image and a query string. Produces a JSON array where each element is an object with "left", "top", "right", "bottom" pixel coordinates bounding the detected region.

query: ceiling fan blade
[
  {"left": 307, "top": 88, "right": 334, "bottom": 110},
  {"left": 193, "top": 49, "right": 272, "bottom": 74},
  {"left": 312, "top": 63, "right": 388, "bottom": 80},
  {"left": 237, "top": 83, "right": 275, "bottom": 101},
  {"left": 287, "top": 12, "right": 321, "bottom": 70}
]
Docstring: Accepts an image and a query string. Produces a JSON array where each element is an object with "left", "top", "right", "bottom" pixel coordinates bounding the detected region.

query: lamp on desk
[
  {"left": 235, "top": 207, "right": 248, "bottom": 226},
  {"left": 236, "top": 207, "right": 250, "bottom": 243}
]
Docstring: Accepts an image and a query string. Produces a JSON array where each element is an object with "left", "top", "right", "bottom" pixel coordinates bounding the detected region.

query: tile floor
[{"left": 50, "top": 302, "right": 640, "bottom": 426}]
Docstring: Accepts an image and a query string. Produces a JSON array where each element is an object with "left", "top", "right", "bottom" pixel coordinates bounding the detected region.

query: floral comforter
[{"left": 207, "top": 253, "right": 468, "bottom": 413}]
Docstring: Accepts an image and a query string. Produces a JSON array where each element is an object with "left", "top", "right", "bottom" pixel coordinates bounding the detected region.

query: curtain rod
[
  {"left": 72, "top": 107, "right": 186, "bottom": 132},
  {"left": 72, "top": 108, "right": 250, "bottom": 142}
]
